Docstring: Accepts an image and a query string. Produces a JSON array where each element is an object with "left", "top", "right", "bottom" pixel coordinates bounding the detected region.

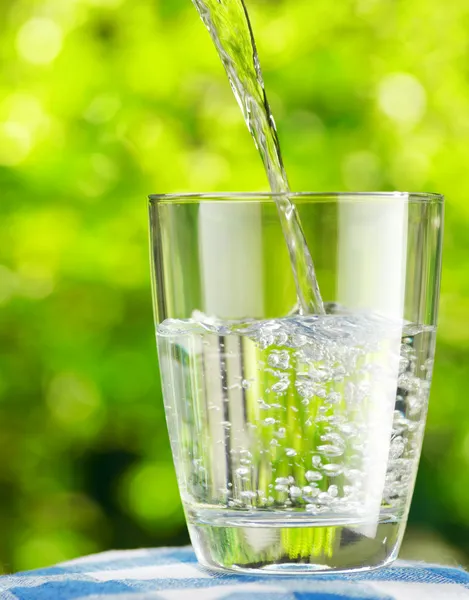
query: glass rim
[{"left": 149, "top": 191, "right": 444, "bottom": 204}]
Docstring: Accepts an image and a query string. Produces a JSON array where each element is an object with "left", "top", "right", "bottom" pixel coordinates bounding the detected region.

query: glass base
[{"left": 188, "top": 511, "right": 402, "bottom": 575}]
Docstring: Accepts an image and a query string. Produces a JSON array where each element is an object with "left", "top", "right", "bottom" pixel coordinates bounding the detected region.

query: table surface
[{"left": 1, "top": 546, "right": 469, "bottom": 599}]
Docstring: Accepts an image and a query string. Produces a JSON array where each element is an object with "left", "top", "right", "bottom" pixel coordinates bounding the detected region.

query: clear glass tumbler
[{"left": 149, "top": 192, "right": 444, "bottom": 574}]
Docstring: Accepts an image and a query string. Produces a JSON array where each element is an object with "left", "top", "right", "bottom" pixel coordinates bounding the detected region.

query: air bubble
[
  {"left": 424, "top": 358, "right": 434, "bottom": 375},
  {"left": 276, "top": 332, "right": 289, "bottom": 346},
  {"left": 291, "top": 334, "right": 307, "bottom": 347},
  {"left": 269, "top": 350, "right": 290, "bottom": 370},
  {"left": 322, "top": 432, "right": 345, "bottom": 445},
  {"left": 398, "top": 373, "right": 420, "bottom": 393},
  {"left": 408, "top": 395, "right": 424, "bottom": 416},
  {"left": 303, "top": 487, "right": 319, "bottom": 500},
  {"left": 318, "top": 492, "right": 331, "bottom": 504},
  {"left": 316, "top": 387, "right": 327, "bottom": 399},
  {"left": 399, "top": 356, "right": 410, "bottom": 374},
  {"left": 286, "top": 448, "right": 297, "bottom": 457},
  {"left": 339, "top": 423, "right": 355, "bottom": 436},
  {"left": 304, "top": 345, "right": 324, "bottom": 361},
  {"left": 322, "top": 464, "right": 343, "bottom": 477},
  {"left": 235, "top": 467, "right": 249, "bottom": 477},
  {"left": 318, "top": 444, "right": 344, "bottom": 458},
  {"left": 259, "top": 333, "right": 275, "bottom": 349},
  {"left": 264, "top": 417, "right": 276, "bottom": 426},
  {"left": 390, "top": 436, "right": 405, "bottom": 460},
  {"left": 296, "top": 380, "right": 314, "bottom": 399},
  {"left": 327, "top": 391, "right": 342, "bottom": 405},
  {"left": 240, "top": 491, "right": 257, "bottom": 499},
  {"left": 305, "top": 470, "right": 322, "bottom": 482},
  {"left": 271, "top": 379, "right": 290, "bottom": 393},
  {"left": 310, "top": 366, "right": 331, "bottom": 383},
  {"left": 333, "top": 366, "right": 347, "bottom": 381},
  {"left": 271, "top": 402, "right": 284, "bottom": 410},
  {"left": 268, "top": 352, "right": 279, "bottom": 368},
  {"left": 275, "top": 484, "right": 288, "bottom": 492},
  {"left": 289, "top": 486, "right": 302, "bottom": 498}
]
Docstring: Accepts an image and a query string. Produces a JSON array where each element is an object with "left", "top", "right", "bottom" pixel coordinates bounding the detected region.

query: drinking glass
[{"left": 149, "top": 192, "right": 444, "bottom": 574}]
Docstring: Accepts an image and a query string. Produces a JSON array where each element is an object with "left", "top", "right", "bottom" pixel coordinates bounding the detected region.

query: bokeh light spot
[
  {"left": 47, "top": 372, "right": 103, "bottom": 428},
  {"left": 187, "top": 150, "right": 230, "bottom": 188},
  {"left": 16, "top": 18, "right": 63, "bottom": 66},
  {"left": 84, "top": 95, "right": 121, "bottom": 124},
  {"left": 356, "top": 0, "right": 380, "bottom": 15},
  {"left": 17, "top": 264, "right": 55, "bottom": 299},
  {"left": 0, "top": 122, "right": 32, "bottom": 166},
  {"left": 378, "top": 73, "right": 427, "bottom": 127},
  {"left": 342, "top": 151, "right": 382, "bottom": 191},
  {"left": 82, "top": 0, "right": 124, "bottom": 8},
  {"left": 391, "top": 149, "right": 430, "bottom": 189},
  {"left": 91, "top": 153, "right": 118, "bottom": 181},
  {"left": 120, "top": 462, "right": 183, "bottom": 528},
  {"left": 14, "top": 531, "right": 97, "bottom": 571},
  {"left": 0, "top": 265, "right": 19, "bottom": 305},
  {"left": 2, "top": 93, "right": 48, "bottom": 132}
]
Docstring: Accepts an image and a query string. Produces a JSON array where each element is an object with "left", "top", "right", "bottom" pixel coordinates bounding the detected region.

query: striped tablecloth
[{"left": 1, "top": 546, "right": 469, "bottom": 599}]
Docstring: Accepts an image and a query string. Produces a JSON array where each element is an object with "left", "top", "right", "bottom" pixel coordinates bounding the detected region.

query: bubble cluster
[{"left": 159, "top": 310, "right": 436, "bottom": 521}]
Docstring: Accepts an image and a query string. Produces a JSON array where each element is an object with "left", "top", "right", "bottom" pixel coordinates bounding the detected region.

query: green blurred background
[{"left": 1, "top": 0, "right": 469, "bottom": 573}]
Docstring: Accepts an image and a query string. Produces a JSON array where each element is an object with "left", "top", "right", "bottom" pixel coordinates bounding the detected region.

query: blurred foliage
[{"left": 0, "top": 0, "right": 469, "bottom": 573}]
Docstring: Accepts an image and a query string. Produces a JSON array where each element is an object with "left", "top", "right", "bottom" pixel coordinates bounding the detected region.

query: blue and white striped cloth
[{"left": 1, "top": 546, "right": 469, "bottom": 599}]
